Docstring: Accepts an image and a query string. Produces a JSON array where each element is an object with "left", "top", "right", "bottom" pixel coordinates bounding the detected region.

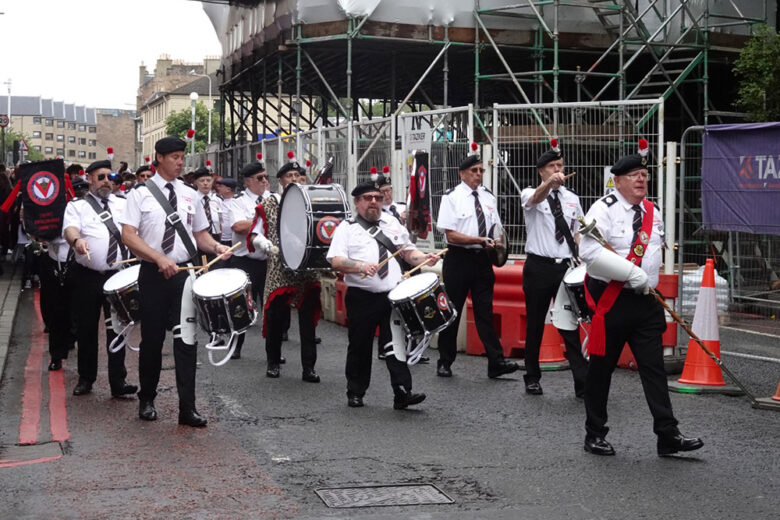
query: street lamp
[
  {"left": 189, "top": 70, "right": 212, "bottom": 146},
  {"left": 189, "top": 91, "right": 198, "bottom": 166}
]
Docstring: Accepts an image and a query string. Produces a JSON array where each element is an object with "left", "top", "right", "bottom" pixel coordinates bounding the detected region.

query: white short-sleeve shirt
[
  {"left": 436, "top": 182, "right": 502, "bottom": 249},
  {"left": 521, "top": 185, "right": 582, "bottom": 258},
  {"left": 63, "top": 192, "right": 128, "bottom": 272}
]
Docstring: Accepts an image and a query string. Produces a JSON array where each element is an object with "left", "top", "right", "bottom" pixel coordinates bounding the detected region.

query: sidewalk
[{"left": 0, "top": 264, "right": 23, "bottom": 384}]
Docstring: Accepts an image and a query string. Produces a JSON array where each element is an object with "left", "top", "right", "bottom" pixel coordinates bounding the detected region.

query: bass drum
[{"left": 278, "top": 183, "right": 351, "bottom": 270}]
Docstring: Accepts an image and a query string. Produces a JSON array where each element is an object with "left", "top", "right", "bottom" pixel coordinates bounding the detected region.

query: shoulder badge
[
  {"left": 115, "top": 193, "right": 127, "bottom": 199},
  {"left": 346, "top": 217, "right": 356, "bottom": 224},
  {"left": 601, "top": 194, "right": 618, "bottom": 207},
  {"left": 480, "top": 185, "right": 494, "bottom": 195},
  {"left": 443, "top": 187, "right": 455, "bottom": 195},
  {"left": 132, "top": 181, "right": 146, "bottom": 190}
]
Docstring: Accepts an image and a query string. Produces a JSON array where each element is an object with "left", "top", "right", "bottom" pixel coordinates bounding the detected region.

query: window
[
  {"left": 68, "top": 136, "right": 75, "bottom": 143},
  {"left": 56, "top": 120, "right": 64, "bottom": 128},
  {"left": 32, "top": 131, "right": 41, "bottom": 138},
  {"left": 45, "top": 133, "right": 54, "bottom": 140},
  {"left": 33, "top": 117, "right": 41, "bottom": 124},
  {"left": 33, "top": 145, "right": 41, "bottom": 152},
  {"left": 78, "top": 151, "right": 86, "bottom": 158},
  {"left": 88, "top": 152, "right": 96, "bottom": 159},
  {"left": 68, "top": 122, "right": 76, "bottom": 130},
  {"left": 56, "top": 148, "right": 64, "bottom": 155},
  {"left": 88, "top": 139, "right": 96, "bottom": 146},
  {"left": 79, "top": 138, "right": 86, "bottom": 145},
  {"left": 78, "top": 124, "right": 86, "bottom": 132},
  {"left": 88, "top": 126, "right": 96, "bottom": 133},
  {"left": 56, "top": 135, "right": 64, "bottom": 142},
  {"left": 68, "top": 150, "right": 76, "bottom": 157},
  {"left": 45, "top": 147, "right": 53, "bottom": 153},
  {"left": 45, "top": 119, "right": 53, "bottom": 126}
]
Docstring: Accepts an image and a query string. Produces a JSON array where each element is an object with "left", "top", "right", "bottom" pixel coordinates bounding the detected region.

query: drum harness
[{"left": 352, "top": 214, "right": 412, "bottom": 272}]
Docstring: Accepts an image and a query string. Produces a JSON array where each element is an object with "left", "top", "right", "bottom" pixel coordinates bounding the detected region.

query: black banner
[
  {"left": 408, "top": 151, "right": 431, "bottom": 239},
  {"left": 19, "top": 159, "right": 67, "bottom": 240}
]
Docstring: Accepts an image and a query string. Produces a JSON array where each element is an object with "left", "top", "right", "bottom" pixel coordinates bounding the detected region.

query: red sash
[
  {"left": 246, "top": 203, "right": 268, "bottom": 253},
  {"left": 584, "top": 199, "right": 654, "bottom": 356}
]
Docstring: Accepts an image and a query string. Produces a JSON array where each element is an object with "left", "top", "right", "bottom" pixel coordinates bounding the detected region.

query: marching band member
[
  {"left": 120, "top": 137, "right": 231, "bottom": 427},
  {"left": 247, "top": 153, "right": 321, "bottom": 382},
  {"left": 378, "top": 166, "right": 406, "bottom": 225},
  {"left": 62, "top": 159, "right": 137, "bottom": 397},
  {"left": 520, "top": 139, "right": 587, "bottom": 397},
  {"left": 327, "top": 180, "right": 438, "bottom": 409},
  {"left": 214, "top": 177, "right": 237, "bottom": 248},
  {"left": 579, "top": 141, "right": 703, "bottom": 456},
  {"left": 435, "top": 151, "right": 520, "bottom": 379},
  {"left": 192, "top": 166, "right": 222, "bottom": 244}
]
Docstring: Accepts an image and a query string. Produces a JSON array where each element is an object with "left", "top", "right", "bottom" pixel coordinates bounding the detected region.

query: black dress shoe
[
  {"left": 393, "top": 392, "right": 426, "bottom": 410},
  {"left": 302, "top": 368, "right": 320, "bottom": 383},
  {"left": 178, "top": 409, "right": 208, "bottom": 427},
  {"left": 48, "top": 359, "right": 62, "bottom": 371},
  {"left": 230, "top": 347, "right": 241, "bottom": 360},
  {"left": 417, "top": 356, "right": 430, "bottom": 364},
  {"left": 279, "top": 356, "right": 286, "bottom": 364},
  {"left": 72, "top": 380, "right": 93, "bottom": 396},
  {"left": 488, "top": 360, "right": 520, "bottom": 378},
  {"left": 657, "top": 434, "right": 704, "bottom": 456},
  {"left": 111, "top": 382, "right": 138, "bottom": 398},
  {"left": 525, "top": 382, "right": 544, "bottom": 395},
  {"left": 266, "top": 364, "right": 280, "bottom": 378},
  {"left": 139, "top": 400, "right": 157, "bottom": 421},
  {"left": 584, "top": 435, "right": 615, "bottom": 456},
  {"left": 315, "top": 336, "right": 322, "bottom": 344},
  {"left": 436, "top": 364, "right": 452, "bottom": 377},
  {"left": 347, "top": 395, "right": 364, "bottom": 408}
]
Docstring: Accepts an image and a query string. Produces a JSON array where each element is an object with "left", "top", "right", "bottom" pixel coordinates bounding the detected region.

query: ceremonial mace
[{"left": 578, "top": 217, "right": 758, "bottom": 404}]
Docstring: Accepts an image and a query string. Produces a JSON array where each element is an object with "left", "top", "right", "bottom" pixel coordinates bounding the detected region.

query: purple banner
[{"left": 701, "top": 122, "right": 780, "bottom": 236}]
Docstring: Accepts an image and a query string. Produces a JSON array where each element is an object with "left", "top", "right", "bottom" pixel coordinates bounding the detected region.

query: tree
[
  {"left": 733, "top": 24, "right": 780, "bottom": 121},
  {"left": 2, "top": 128, "right": 44, "bottom": 163},
  {"left": 165, "top": 102, "right": 224, "bottom": 153}
]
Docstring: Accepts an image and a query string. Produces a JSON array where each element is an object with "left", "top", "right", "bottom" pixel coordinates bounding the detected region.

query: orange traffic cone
[
  {"left": 754, "top": 380, "right": 780, "bottom": 411},
  {"left": 669, "top": 259, "right": 742, "bottom": 395},
  {"left": 538, "top": 301, "right": 568, "bottom": 371}
]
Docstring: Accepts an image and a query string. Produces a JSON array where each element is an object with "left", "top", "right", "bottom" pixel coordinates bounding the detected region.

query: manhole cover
[{"left": 315, "top": 483, "right": 453, "bottom": 508}]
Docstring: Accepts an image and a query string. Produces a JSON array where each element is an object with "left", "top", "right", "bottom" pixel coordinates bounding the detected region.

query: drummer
[
  {"left": 520, "top": 139, "right": 587, "bottom": 397},
  {"left": 247, "top": 153, "right": 321, "bottom": 382},
  {"left": 62, "top": 159, "right": 137, "bottom": 398},
  {"left": 327, "top": 179, "right": 439, "bottom": 409}
]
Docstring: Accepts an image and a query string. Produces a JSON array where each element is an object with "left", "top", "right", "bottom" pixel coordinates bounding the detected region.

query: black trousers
[
  {"left": 71, "top": 263, "right": 128, "bottom": 390},
  {"left": 38, "top": 255, "right": 73, "bottom": 362},
  {"left": 584, "top": 279, "right": 679, "bottom": 438},
  {"left": 522, "top": 254, "right": 587, "bottom": 390},
  {"left": 137, "top": 262, "right": 197, "bottom": 411},
  {"left": 230, "top": 255, "right": 267, "bottom": 353},
  {"left": 437, "top": 247, "right": 504, "bottom": 367},
  {"left": 265, "top": 288, "right": 319, "bottom": 368},
  {"left": 345, "top": 287, "right": 412, "bottom": 398}
]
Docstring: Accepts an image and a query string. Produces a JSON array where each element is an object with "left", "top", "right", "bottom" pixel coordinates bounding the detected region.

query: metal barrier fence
[
  {"left": 492, "top": 100, "right": 664, "bottom": 256},
  {"left": 679, "top": 126, "right": 780, "bottom": 318}
]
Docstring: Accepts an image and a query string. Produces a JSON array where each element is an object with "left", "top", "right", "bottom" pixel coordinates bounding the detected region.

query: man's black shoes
[
  {"left": 302, "top": 368, "right": 320, "bottom": 383},
  {"left": 72, "top": 380, "right": 93, "bottom": 396},
  {"left": 178, "top": 409, "right": 208, "bottom": 427},
  {"left": 525, "top": 382, "right": 544, "bottom": 395},
  {"left": 488, "top": 359, "right": 520, "bottom": 378},
  {"left": 657, "top": 434, "right": 704, "bottom": 456},
  {"left": 584, "top": 435, "right": 615, "bottom": 456},
  {"left": 266, "top": 364, "right": 280, "bottom": 378},
  {"left": 139, "top": 400, "right": 157, "bottom": 421},
  {"left": 111, "top": 382, "right": 138, "bottom": 398},
  {"left": 393, "top": 392, "right": 426, "bottom": 410},
  {"left": 436, "top": 363, "right": 452, "bottom": 377},
  {"left": 48, "top": 359, "right": 62, "bottom": 371},
  {"left": 347, "top": 396, "right": 364, "bottom": 408}
]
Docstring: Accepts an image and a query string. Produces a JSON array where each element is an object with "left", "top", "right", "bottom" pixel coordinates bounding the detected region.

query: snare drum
[
  {"left": 278, "top": 183, "right": 350, "bottom": 270},
  {"left": 192, "top": 268, "right": 257, "bottom": 334},
  {"left": 388, "top": 272, "right": 457, "bottom": 338},
  {"left": 563, "top": 264, "right": 593, "bottom": 322},
  {"left": 103, "top": 265, "right": 141, "bottom": 325}
]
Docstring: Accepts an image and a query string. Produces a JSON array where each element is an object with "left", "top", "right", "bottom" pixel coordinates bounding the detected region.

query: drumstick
[
  {"left": 360, "top": 247, "right": 405, "bottom": 279},
  {"left": 195, "top": 241, "right": 244, "bottom": 275},
  {"left": 85, "top": 249, "right": 91, "bottom": 262},
  {"left": 112, "top": 257, "right": 138, "bottom": 266},
  {"left": 563, "top": 171, "right": 577, "bottom": 180},
  {"left": 402, "top": 248, "right": 448, "bottom": 278},
  {"left": 177, "top": 265, "right": 203, "bottom": 272}
]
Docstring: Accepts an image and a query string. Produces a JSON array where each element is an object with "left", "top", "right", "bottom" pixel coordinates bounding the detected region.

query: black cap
[
  {"left": 192, "top": 166, "right": 212, "bottom": 180},
  {"left": 85, "top": 159, "right": 112, "bottom": 174},
  {"left": 351, "top": 180, "right": 383, "bottom": 197},
  {"left": 215, "top": 177, "right": 237, "bottom": 190},
  {"left": 71, "top": 176, "right": 88, "bottom": 190},
  {"left": 239, "top": 162, "right": 265, "bottom": 178},
  {"left": 536, "top": 150, "right": 563, "bottom": 169},
  {"left": 459, "top": 154, "right": 482, "bottom": 171},
  {"left": 136, "top": 165, "right": 152, "bottom": 175},
  {"left": 611, "top": 154, "right": 648, "bottom": 176},
  {"left": 154, "top": 137, "right": 187, "bottom": 155},
  {"left": 277, "top": 161, "right": 300, "bottom": 178}
]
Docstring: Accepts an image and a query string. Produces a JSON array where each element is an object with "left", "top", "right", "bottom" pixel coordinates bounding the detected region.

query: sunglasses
[
  {"left": 470, "top": 167, "right": 486, "bottom": 173},
  {"left": 137, "top": 174, "right": 151, "bottom": 180},
  {"left": 251, "top": 174, "right": 269, "bottom": 181},
  {"left": 360, "top": 194, "right": 383, "bottom": 202},
  {"left": 95, "top": 173, "right": 108, "bottom": 181}
]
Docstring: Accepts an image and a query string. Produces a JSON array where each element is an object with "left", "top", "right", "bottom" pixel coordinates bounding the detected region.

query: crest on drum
[
  {"left": 437, "top": 293, "right": 449, "bottom": 310},
  {"left": 316, "top": 216, "right": 340, "bottom": 244}
]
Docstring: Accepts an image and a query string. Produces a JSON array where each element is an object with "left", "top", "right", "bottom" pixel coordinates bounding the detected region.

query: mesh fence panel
[
  {"left": 355, "top": 117, "right": 392, "bottom": 187},
  {"left": 322, "top": 124, "right": 350, "bottom": 188}
]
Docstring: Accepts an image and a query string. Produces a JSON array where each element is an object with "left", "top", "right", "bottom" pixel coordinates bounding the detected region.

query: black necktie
[
  {"left": 550, "top": 190, "right": 565, "bottom": 244},
  {"left": 632, "top": 204, "right": 643, "bottom": 244},
  {"left": 102, "top": 198, "right": 117, "bottom": 265},
  {"left": 203, "top": 195, "right": 214, "bottom": 232},
  {"left": 377, "top": 241, "right": 389, "bottom": 279},
  {"left": 472, "top": 190, "right": 487, "bottom": 237},
  {"left": 161, "top": 183, "right": 176, "bottom": 254},
  {"left": 389, "top": 205, "right": 401, "bottom": 221}
]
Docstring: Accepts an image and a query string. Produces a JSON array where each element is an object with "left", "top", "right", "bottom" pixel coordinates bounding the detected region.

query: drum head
[
  {"left": 279, "top": 184, "right": 309, "bottom": 270},
  {"left": 192, "top": 268, "right": 248, "bottom": 298},
  {"left": 103, "top": 264, "right": 140, "bottom": 292},
  {"left": 388, "top": 272, "right": 439, "bottom": 301},
  {"left": 563, "top": 264, "right": 587, "bottom": 284}
]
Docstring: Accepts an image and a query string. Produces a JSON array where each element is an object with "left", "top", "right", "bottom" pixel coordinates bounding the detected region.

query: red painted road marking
[
  {"left": 0, "top": 455, "right": 62, "bottom": 469},
  {"left": 18, "top": 292, "right": 46, "bottom": 445},
  {"left": 48, "top": 367, "right": 70, "bottom": 442}
]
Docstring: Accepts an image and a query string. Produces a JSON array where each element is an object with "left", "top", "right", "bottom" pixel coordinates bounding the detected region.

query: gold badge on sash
[{"left": 633, "top": 244, "right": 645, "bottom": 257}]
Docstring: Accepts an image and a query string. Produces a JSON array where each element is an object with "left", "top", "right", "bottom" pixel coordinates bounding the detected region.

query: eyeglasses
[
  {"left": 470, "top": 167, "right": 486, "bottom": 173},
  {"left": 137, "top": 174, "right": 151, "bottom": 180},
  {"left": 251, "top": 174, "right": 268, "bottom": 181},
  {"left": 360, "top": 194, "right": 383, "bottom": 202},
  {"left": 625, "top": 171, "right": 651, "bottom": 180},
  {"left": 95, "top": 173, "right": 108, "bottom": 181}
]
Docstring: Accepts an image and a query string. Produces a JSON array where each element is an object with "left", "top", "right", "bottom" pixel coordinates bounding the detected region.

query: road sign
[
  {"left": 18, "top": 138, "right": 28, "bottom": 152},
  {"left": 0, "top": 114, "right": 8, "bottom": 127}
]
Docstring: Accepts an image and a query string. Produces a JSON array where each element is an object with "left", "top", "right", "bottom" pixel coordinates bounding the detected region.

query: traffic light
[{"left": 12, "top": 140, "right": 19, "bottom": 165}]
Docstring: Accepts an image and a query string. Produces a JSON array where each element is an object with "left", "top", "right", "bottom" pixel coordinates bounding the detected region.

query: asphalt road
[{"left": 0, "top": 288, "right": 778, "bottom": 520}]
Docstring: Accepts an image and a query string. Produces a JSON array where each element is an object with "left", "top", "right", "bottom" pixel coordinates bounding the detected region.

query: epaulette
[
  {"left": 601, "top": 194, "right": 618, "bottom": 207},
  {"left": 132, "top": 181, "right": 146, "bottom": 190},
  {"left": 444, "top": 187, "right": 455, "bottom": 195},
  {"left": 234, "top": 191, "right": 245, "bottom": 199},
  {"left": 115, "top": 193, "right": 126, "bottom": 199},
  {"left": 346, "top": 217, "right": 356, "bottom": 224},
  {"left": 653, "top": 201, "right": 660, "bottom": 211},
  {"left": 480, "top": 185, "right": 494, "bottom": 195}
]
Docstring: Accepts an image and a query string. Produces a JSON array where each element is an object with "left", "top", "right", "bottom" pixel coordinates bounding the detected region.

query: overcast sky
[{"left": 1, "top": 0, "right": 222, "bottom": 110}]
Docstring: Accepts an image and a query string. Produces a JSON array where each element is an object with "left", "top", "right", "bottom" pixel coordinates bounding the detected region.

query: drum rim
[
  {"left": 192, "top": 268, "right": 250, "bottom": 297},
  {"left": 103, "top": 264, "right": 141, "bottom": 292},
  {"left": 388, "top": 271, "right": 440, "bottom": 301}
]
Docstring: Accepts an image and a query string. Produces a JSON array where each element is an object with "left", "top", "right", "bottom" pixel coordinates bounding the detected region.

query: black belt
[
  {"left": 527, "top": 253, "right": 572, "bottom": 265},
  {"left": 448, "top": 245, "right": 488, "bottom": 255},
  {"left": 140, "top": 259, "right": 194, "bottom": 269},
  {"left": 73, "top": 262, "right": 118, "bottom": 277}
]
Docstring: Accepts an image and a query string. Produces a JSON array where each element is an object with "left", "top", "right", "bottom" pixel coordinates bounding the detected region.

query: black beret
[
  {"left": 85, "top": 160, "right": 112, "bottom": 174},
  {"left": 277, "top": 161, "right": 300, "bottom": 178},
  {"left": 192, "top": 166, "right": 212, "bottom": 180},
  {"left": 459, "top": 154, "right": 482, "bottom": 171},
  {"left": 611, "top": 153, "right": 648, "bottom": 176},
  {"left": 136, "top": 165, "right": 152, "bottom": 175},
  {"left": 351, "top": 180, "right": 383, "bottom": 197},
  {"left": 239, "top": 162, "right": 265, "bottom": 178},
  {"left": 536, "top": 150, "right": 563, "bottom": 169},
  {"left": 377, "top": 176, "right": 391, "bottom": 187},
  {"left": 71, "top": 176, "right": 88, "bottom": 189},
  {"left": 154, "top": 137, "right": 187, "bottom": 155},
  {"left": 215, "top": 178, "right": 237, "bottom": 190}
]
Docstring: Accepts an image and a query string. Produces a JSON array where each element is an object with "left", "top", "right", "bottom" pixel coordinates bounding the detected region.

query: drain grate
[{"left": 315, "top": 483, "right": 453, "bottom": 508}]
